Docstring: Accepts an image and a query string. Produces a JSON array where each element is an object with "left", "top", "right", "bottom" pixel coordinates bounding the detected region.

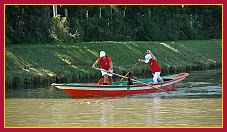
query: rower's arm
[
  {"left": 138, "top": 59, "right": 145, "bottom": 62},
  {"left": 147, "top": 50, "right": 157, "bottom": 60},
  {"left": 109, "top": 61, "right": 113, "bottom": 71},
  {"left": 92, "top": 60, "right": 99, "bottom": 69}
]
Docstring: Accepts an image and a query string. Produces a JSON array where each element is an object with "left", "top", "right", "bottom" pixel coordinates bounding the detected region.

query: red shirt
[
  {"left": 97, "top": 56, "right": 112, "bottom": 70},
  {"left": 148, "top": 59, "right": 161, "bottom": 74}
]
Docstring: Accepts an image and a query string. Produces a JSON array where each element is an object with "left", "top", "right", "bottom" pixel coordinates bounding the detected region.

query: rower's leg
[
  {"left": 153, "top": 72, "right": 160, "bottom": 84},
  {"left": 158, "top": 75, "right": 164, "bottom": 82},
  {"left": 108, "top": 76, "right": 113, "bottom": 85},
  {"left": 103, "top": 75, "right": 109, "bottom": 85}
]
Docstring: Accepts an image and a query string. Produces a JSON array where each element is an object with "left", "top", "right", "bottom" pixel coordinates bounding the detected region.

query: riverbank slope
[{"left": 5, "top": 39, "right": 222, "bottom": 88}]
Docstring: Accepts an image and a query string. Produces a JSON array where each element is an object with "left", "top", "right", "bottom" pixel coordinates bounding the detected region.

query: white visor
[
  {"left": 144, "top": 54, "right": 152, "bottom": 63},
  {"left": 100, "top": 51, "right": 106, "bottom": 57}
]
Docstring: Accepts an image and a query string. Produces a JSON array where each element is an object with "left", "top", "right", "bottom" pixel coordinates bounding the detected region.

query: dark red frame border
[{"left": 1, "top": 0, "right": 225, "bottom": 132}]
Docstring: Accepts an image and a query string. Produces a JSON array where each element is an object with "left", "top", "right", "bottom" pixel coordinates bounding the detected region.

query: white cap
[
  {"left": 144, "top": 54, "right": 152, "bottom": 63},
  {"left": 100, "top": 51, "right": 106, "bottom": 57}
]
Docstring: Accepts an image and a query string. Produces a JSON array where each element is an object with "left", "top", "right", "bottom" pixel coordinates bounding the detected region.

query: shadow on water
[{"left": 5, "top": 69, "right": 222, "bottom": 99}]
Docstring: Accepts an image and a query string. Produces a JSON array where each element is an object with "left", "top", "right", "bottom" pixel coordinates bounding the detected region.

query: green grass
[{"left": 5, "top": 39, "right": 222, "bottom": 86}]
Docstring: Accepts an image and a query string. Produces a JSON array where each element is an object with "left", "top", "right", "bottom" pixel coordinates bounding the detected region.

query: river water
[{"left": 5, "top": 69, "right": 222, "bottom": 127}]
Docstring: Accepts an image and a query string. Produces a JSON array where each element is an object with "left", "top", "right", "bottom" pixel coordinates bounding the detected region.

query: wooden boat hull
[{"left": 52, "top": 73, "right": 189, "bottom": 98}]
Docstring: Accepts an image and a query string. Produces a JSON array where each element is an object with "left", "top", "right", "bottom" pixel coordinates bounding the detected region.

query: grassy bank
[{"left": 5, "top": 39, "right": 222, "bottom": 88}]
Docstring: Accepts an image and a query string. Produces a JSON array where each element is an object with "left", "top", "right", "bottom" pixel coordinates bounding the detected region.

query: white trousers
[
  {"left": 101, "top": 70, "right": 113, "bottom": 76},
  {"left": 152, "top": 72, "right": 163, "bottom": 83}
]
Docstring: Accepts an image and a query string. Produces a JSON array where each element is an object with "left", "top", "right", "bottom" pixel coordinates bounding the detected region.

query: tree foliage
[{"left": 5, "top": 5, "right": 222, "bottom": 44}]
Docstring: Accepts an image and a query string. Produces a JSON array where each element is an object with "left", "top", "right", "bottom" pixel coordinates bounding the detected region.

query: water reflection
[
  {"left": 5, "top": 97, "right": 222, "bottom": 127},
  {"left": 100, "top": 102, "right": 113, "bottom": 126},
  {"left": 144, "top": 97, "right": 161, "bottom": 126}
]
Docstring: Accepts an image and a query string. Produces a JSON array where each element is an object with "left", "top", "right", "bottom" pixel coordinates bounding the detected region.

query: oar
[
  {"left": 120, "top": 61, "right": 139, "bottom": 81},
  {"left": 120, "top": 52, "right": 147, "bottom": 81},
  {"left": 94, "top": 68, "right": 171, "bottom": 94}
]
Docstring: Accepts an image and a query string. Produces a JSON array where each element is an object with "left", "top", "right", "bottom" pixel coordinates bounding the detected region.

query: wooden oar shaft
[
  {"left": 94, "top": 68, "right": 171, "bottom": 94},
  {"left": 120, "top": 61, "right": 139, "bottom": 81},
  {"left": 120, "top": 52, "right": 147, "bottom": 81}
]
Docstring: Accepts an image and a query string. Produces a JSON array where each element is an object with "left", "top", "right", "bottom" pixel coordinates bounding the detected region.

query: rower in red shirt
[
  {"left": 92, "top": 51, "right": 113, "bottom": 85},
  {"left": 139, "top": 50, "right": 164, "bottom": 84}
]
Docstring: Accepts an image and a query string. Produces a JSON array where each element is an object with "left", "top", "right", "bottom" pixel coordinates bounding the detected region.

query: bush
[{"left": 49, "top": 16, "right": 80, "bottom": 43}]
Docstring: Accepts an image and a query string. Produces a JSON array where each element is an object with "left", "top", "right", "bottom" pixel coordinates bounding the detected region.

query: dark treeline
[{"left": 6, "top": 5, "right": 222, "bottom": 44}]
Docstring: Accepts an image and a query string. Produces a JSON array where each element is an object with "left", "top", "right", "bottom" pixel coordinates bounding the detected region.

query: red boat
[{"left": 51, "top": 73, "right": 189, "bottom": 98}]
